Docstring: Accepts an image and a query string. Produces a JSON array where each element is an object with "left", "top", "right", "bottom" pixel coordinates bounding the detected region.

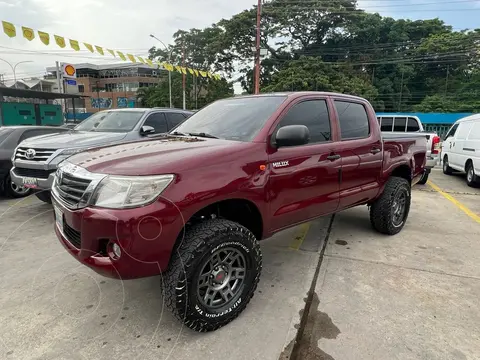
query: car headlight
[
  {"left": 60, "top": 148, "right": 87, "bottom": 156},
  {"left": 90, "top": 174, "right": 174, "bottom": 209}
]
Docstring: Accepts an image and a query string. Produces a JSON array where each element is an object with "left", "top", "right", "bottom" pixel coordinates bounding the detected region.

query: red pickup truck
[{"left": 51, "top": 92, "right": 427, "bottom": 332}]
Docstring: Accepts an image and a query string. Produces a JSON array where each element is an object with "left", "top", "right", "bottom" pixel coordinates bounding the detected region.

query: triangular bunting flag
[
  {"left": 22, "top": 27, "right": 34, "bottom": 41},
  {"left": 199, "top": 71, "right": 207, "bottom": 77},
  {"left": 194, "top": 69, "right": 199, "bottom": 76},
  {"left": 117, "top": 51, "right": 126, "bottom": 61},
  {"left": 84, "top": 43, "right": 94, "bottom": 53},
  {"left": 54, "top": 35, "right": 66, "bottom": 48},
  {"left": 137, "top": 56, "right": 145, "bottom": 64},
  {"left": 107, "top": 49, "right": 116, "bottom": 57},
  {"left": 2, "top": 21, "right": 16, "bottom": 38},
  {"left": 146, "top": 59, "right": 154, "bottom": 67},
  {"left": 38, "top": 31, "right": 49, "bottom": 45},
  {"left": 69, "top": 39, "right": 80, "bottom": 51},
  {"left": 188, "top": 68, "right": 194, "bottom": 75},
  {"left": 95, "top": 46, "right": 104, "bottom": 55},
  {"left": 127, "top": 54, "right": 136, "bottom": 63}
]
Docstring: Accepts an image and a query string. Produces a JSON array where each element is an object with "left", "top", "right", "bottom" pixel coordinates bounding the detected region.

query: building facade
[{"left": 46, "top": 63, "right": 165, "bottom": 113}]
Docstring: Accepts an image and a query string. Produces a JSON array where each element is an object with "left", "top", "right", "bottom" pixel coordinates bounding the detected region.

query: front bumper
[
  {"left": 10, "top": 167, "right": 55, "bottom": 190},
  {"left": 52, "top": 193, "right": 185, "bottom": 279}
]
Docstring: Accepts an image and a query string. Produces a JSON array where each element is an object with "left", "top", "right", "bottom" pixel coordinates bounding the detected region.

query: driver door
[
  {"left": 142, "top": 112, "right": 168, "bottom": 134},
  {"left": 267, "top": 98, "right": 341, "bottom": 231}
]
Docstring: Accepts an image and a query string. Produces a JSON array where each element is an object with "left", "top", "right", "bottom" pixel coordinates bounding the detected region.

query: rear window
[
  {"left": 407, "top": 118, "right": 420, "bottom": 132},
  {"left": 393, "top": 117, "right": 407, "bottom": 132},
  {"left": 380, "top": 117, "right": 393, "bottom": 131}
]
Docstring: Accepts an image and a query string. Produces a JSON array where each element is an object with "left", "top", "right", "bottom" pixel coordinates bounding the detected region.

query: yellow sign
[
  {"left": 62, "top": 63, "right": 76, "bottom": 78},
  {"left": 2, "top": 21, "right": 15, "bottom": 38},
  {"left": 22, "top": 26, "right": 34, "bottom": 41}
]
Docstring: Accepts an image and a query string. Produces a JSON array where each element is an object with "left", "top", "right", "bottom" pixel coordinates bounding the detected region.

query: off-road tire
[
  {"left": 163, "top": 219, "right": 262, "bottom": 332},
  {"left": 370, "top": 176, "right": 411, "bottom": 235},
  {"left": 35, "top": 191, "right": 52, "bottom": 204},
  {"left": 4, "top": 175, "right": 32, "bottom": 198},
  {"left": 443, "top": 155, "right": 453, "bottom": 175},
  {"left": 466, "top": 162, "right": 479, "bottom": 188},
  {"left": 417, "top": 171, "right": 429, "bottom": 185}
]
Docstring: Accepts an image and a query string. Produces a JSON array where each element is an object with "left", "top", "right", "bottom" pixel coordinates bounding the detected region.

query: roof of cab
[{"left": 230, "top": 91, "right": 369, "bottom": 102}]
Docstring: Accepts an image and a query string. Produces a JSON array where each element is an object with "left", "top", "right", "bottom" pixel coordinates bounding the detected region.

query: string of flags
[{"left": 1, "top": 20, "right": 222, "bottom": 80}]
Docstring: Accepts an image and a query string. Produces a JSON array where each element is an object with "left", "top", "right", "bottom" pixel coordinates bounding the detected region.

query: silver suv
[{"left": 11, "top": 108, "right": 192, "bottom": 203}]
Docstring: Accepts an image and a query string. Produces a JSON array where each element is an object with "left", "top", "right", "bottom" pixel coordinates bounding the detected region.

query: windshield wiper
[
  {"left": 187, "top": 132, "right": 219, "bottom": 139},
  {"left": 170, "top": 131, "right": 188, "bottom": 136}
]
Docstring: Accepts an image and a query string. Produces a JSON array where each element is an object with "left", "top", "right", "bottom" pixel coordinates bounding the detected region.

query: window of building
[
  {"left": 275, "top": 100, "right": 331, "bottom": 144},
  {"left": 78, "top": 84, "right": 85, "bottom": 93},
  {"left": 335, "top": 101, "right": 370, "bottom": 139}
]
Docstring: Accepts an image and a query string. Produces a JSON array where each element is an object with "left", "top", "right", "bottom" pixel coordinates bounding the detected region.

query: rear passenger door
[
  {"left": 166, "top": 112, "right": 187, "bottom": 131},
  {"left": 333, "top": 99, "right": 383, "bottom": 209},
  {"left": 268, "top": 98, "right": 341, "bottom": 230}
]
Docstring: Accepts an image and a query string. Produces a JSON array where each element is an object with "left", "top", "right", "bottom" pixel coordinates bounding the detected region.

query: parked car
[
  {"left": 10, "top": 108, "right": 193, "bottom": 203},
  {"left": 0, "top": 126, "right": 69, "bottom": 198},
  {"left": 51, "top": 92, "right": 427, "bottom": 332},
  {"left": 441, "top": 114, "right": 480, "bottom": 187},
  {"left": 377, "top": 114, "right": 441, "bottom": 184}
]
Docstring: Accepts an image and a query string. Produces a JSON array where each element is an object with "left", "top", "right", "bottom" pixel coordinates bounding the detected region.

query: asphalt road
[{"left": 0, "top": 168, "right": 479, "bottom": 360}]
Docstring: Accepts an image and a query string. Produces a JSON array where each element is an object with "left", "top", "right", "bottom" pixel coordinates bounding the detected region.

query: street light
[
  {"left": 0, "top": 59, "right": 34, "bottom": 88},
  {"left": 149, "top": 34, "right": 173, "bottom": 108}
]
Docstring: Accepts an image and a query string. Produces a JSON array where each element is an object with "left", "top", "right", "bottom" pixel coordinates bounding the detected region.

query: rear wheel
[
  {"left": 443, "top": 155, "right": 453, "bottom": 175},
  {"left": 417, "top": 171, "right": 429, "bottom": 185},
  {"left": 370, "top": 176, "right": 411, "bottom": 235},
  {"left": 466, "top": 162, "right": 479, "bottom": 187},
  {"left": 163, "top": 219, "right": 262, "bottom": 332},
  {"left": 5, "top": 175, "right": 32, "bottom": 198},
  {"left": 35, "top": 191, "right": 52, "bottom": 204}
]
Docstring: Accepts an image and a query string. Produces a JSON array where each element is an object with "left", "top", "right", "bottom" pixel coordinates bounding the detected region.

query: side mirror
[
  {"left": 275, "top": 125, "right": 309, "bottom": 147},
  {"left": 140, "top": 125, "right": 155, "bottom": 136}
]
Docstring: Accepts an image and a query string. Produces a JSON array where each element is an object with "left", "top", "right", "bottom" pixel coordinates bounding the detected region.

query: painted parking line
[
  {"left": 289, "top": 222, "right": 311, "bottom": 250},
  {"left": 428, "top": 180, "right": 480, "bottom": 224}
]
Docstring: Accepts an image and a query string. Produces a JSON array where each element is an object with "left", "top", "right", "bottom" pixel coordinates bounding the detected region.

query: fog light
[{"left": 112, "top": 243, "right": 122, "bottom": 259}]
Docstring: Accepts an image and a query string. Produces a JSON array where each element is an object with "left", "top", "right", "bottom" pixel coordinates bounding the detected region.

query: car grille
[
  {"left": 13, "top": 167, "right": 55, "bottom": 179},
  {"left": 55, "top": 172, "right": 92, "bottom": 207},
  {"left": 15, "top": 147, "right": 56, "bottom": 162},
  {"left": 63, "top": 221, "right": 81, "bottom": 248}
]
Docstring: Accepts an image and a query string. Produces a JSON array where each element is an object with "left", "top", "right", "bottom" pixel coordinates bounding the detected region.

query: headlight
[
  {"left": 61, "top": 148, "right": 87, "bottom": 156},
  {"left": 90, "top": 174, "right": 174, "bottom": 209}
]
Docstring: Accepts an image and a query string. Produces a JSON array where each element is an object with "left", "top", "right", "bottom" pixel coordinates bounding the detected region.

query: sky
[{"left": 1, "top": 0, "right": 480, "bottom": 93}]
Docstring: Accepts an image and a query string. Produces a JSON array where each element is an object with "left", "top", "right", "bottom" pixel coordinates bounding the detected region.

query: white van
[{"left": 442, "top": 114, "right": 480, "bottom": 187}]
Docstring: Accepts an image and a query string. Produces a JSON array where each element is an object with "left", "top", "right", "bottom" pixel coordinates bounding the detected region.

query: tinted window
[
  {"left": 393, "top": 117, "right": 407, "bottom": 132},
  {"left": 445, "top": 123, "right": 458, "bottom": 139},
  {"left": 275, "top": 100, "right": 330, "bottom": 144},
  {"left": 144, "top": 113, "right": 168, "bottom": 133},
  {"left": 74, "top": 111, "right": 145, "bottom": 132},
  {"left": 174, "top": 96, "right": 287, "bottom": 142},
  {"left": 335, "top": 101, "right": 370, "bottom": 139},
  {"left": 166, "top": 113, "right": 186, "bottom": 130},
  {"left": 407, "top": 118, "right": 420, "bottom": 132},
  {"left": 380, "top": 117, "right": 393, "bottom": 131}
]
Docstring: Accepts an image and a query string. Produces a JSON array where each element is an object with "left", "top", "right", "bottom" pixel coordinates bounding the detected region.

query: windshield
[
  {"left": 172, "top": 96, "right": 287, "bottom": 141},
  {"left": 74, "top": 111, "right": 145, "bottom": 132}
]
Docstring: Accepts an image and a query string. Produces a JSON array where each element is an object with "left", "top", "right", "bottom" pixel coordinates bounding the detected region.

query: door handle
[
  {"left": 327, "top": 154, "right": 341, "bottom": 161},
  {"left": 370, "top": 148, "right": 381, "bottom": 154}
]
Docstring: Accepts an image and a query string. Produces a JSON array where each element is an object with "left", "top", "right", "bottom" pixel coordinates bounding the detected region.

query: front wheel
[
  {"left": 163, "top": 219, "right": 262, "bottom": 332},
  {"left": 5, "top": 175, "right": 32, "bottom": 198},
  {"left": 370, "top": 176, "right": 411, "bottom": 235},
  {"left": 443, "top": 156, "right": 453, "bottom": 175},
  {"left": 466, "top": 163, "right": 479, "bottom": 187}
]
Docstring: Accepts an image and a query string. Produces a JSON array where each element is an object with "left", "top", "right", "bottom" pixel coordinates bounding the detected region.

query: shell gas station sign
[{"left": 62, "top": 63, "right": 77, "bottom": 78}]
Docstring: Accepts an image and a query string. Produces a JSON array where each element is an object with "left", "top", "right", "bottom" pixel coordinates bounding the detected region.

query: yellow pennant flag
[
  {"left": 137, "top": 56, "right": 145, "bottom": 64},
  {"left": 69, "top": 39, "right": 80, "bottom": 51},
  {"left": 54, "top": 35, "right": 66, "bottom": 48},
  {"left": 194, "top": 69, "right": 199, "bottom": 77},
  {"left": 22, "top": 26, "right": 34, "bottom": 41},
  {"left": 2, "top": 21, "right": 16, "bottom": 38},
  {"left": 175, "top": 65, "right": 182, "bottom": 73},
  {"left": 117, "top": 51, "right": 126, "bottom": 61},
  {"left": 181, "top": 67, "right": 187, "bottom": 75},
  {"left": 207, "top": 72, "right": 213, "bottom": 78},
  {"left": 107, "top": 49, "right": 116, "bottom": 57},
  {"left": 199, "top": 70, "right": 207, "bottom": 77},
  {"left": 164, "top": 63, "right": 174, "bottom": 71},
  {"left": 84, "top": 43, "right": 94, "bottom": 53},
  {"left": 38, "top": 31, "right": 49, "bottom": 45},
  {"left": 95, "top": 46, "right": 104, "bottom": 55},
  {"left": 188, "top": 68, "right": 194, "bottom": 75},
  {"left": 215, "top": 74, "right": 222, "bottom": 80},
  {"left": 127, "top": 54, "right": 136, "bottom": 63},
  {"left": 146, "top": 59, "right": 154, "bottom": 67}
]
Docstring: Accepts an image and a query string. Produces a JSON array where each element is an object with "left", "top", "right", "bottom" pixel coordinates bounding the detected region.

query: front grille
[
  {"left": 63, "top": 221, "right": 81, "bottom": 248},
  {"left": 15, "top": 147, "right": 56, "bottom": 162},
  {"left": 13, "top": 167, "right": 55, "bottom": 179},
  {"left": 55, "top": 172, "right": 92, "bottom": 207}
]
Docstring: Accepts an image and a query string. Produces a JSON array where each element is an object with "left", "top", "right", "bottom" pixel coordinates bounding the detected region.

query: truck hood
[
  {"left": 19, "top": 131, "right": 128, "bottom": 149},
  {"left": 68, "top": 136, "right": 250, "bottom": 176}
]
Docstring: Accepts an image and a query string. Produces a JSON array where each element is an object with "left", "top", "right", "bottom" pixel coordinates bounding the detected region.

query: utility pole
[
  {"left": 254, "top": 0, "right": 262, "bottom": 94},
  {"left": 182, "top": 38, "right": 186, "bottom": 110},
  {"left": 444, "top": 65, "right": 450, "bottom": 97},
  {"left": 398, "top": 69, "right": 404, "bottom": 112}
]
